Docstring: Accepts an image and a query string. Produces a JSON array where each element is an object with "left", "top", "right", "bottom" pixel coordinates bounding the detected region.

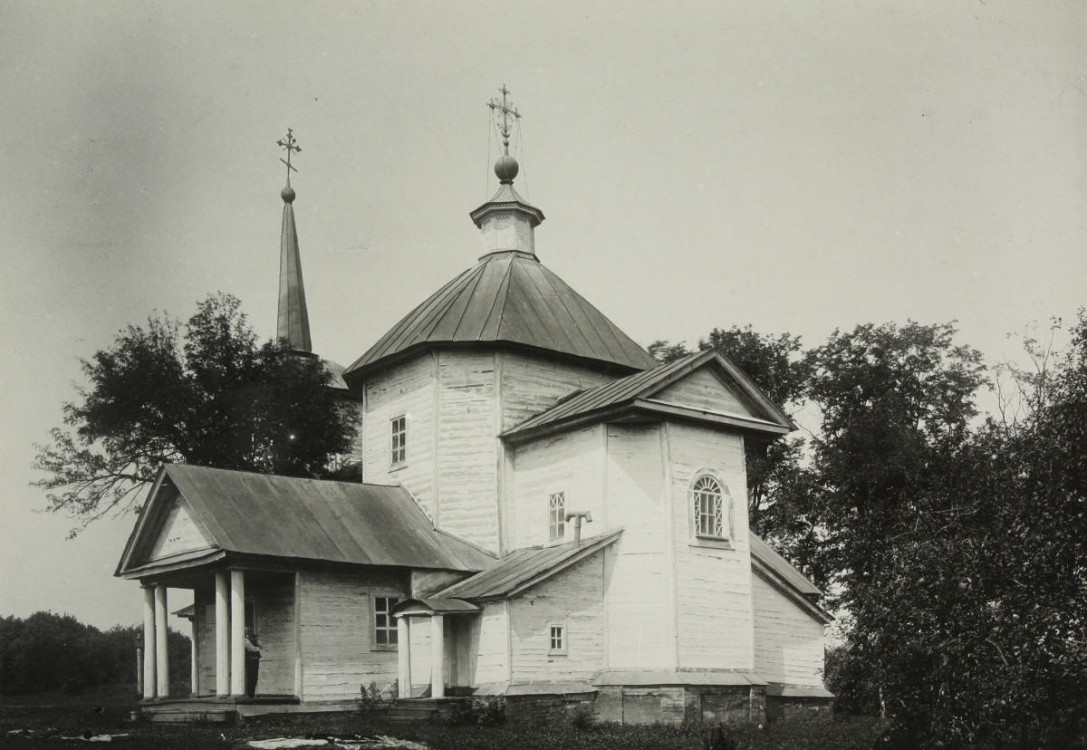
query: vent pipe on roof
[{"left": 565, "top": 511, "right": 593, "bottom": 546}]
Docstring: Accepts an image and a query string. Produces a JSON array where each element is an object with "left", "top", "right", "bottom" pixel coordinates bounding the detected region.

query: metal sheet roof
[
  {"left": 393, "top": 597, "right": 481, "bottom": 616},
  {"left": 343, "top": 252, "right": 658, "bottom": 380},
  {"left": 117, "top": 464, "right": 495, "bottom": 576},
  {"left": 436, "top": 529, "right": 623, "bottom": 600},
  {"left": 503, "top": 349, "right": 795, "bottom": 441},
  {"left": 749, "top": 533, "right": 822, "bottom": 598}
]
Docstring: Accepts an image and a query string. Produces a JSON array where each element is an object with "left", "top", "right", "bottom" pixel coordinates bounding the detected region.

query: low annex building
[{"left": 117, "top": 110, "right": 833, "bottom": 724}]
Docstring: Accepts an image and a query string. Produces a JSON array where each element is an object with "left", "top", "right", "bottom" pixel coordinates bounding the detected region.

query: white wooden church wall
[
  {"left": 472, "top": 603, "right": 510, "bottom": 686},
  {"left": 361, "top": 355, "right": 436, "bottom": 519},
  {"left": 667, "top": 423, "right": 756, "bottom": 671},
  {"left": 497, "top": 352, "right": 615, "bottom": 431},
  {"left": 602, "top": 424, "right": 673, "bottom": 670},
  {"left": 751, "top": 574, "right": 826, "bottom": 687},
  {"left": 508, "top": 425, "right": 603, "bottom": 549},
  {"left": 297, "top": 568, "right": 405, "bottom": 701},
  {"left": 361, "top": 347, "right": 618, "bottom": 553},
  {"left": 508, "top": 552, "right": 606, "bottom": 683},
  {"left": 435, "top": 350, "right": 499, "bottom": 551}
]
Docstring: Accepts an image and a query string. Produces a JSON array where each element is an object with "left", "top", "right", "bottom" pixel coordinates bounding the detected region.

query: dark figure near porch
[{"left": 244, "top": 629, "right": 261, "bottom": 698}]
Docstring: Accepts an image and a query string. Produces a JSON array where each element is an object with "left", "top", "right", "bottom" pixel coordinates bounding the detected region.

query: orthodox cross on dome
[
  {"left": 487, "top": 85, "right": 520, "bottom": 156},
  {"left": 276, "top": 128, "right": 301, "bottom": 186}
]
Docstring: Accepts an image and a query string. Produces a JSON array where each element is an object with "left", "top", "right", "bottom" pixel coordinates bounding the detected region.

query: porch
[{"left": 135, "top": 566, "right": 299, "bottom": 702}]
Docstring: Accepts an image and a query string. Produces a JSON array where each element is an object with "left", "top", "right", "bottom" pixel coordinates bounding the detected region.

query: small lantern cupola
[
  {"left": 275, "top": 128, "right": 313, "bottom": 355},
  {"left": 469, "top": 85, "right": 545, "bottom": 259}
]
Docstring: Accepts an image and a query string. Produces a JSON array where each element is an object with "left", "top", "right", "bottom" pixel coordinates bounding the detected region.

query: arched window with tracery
[{"left": 691, "top": 474, "right": 729, "bottom": 540}]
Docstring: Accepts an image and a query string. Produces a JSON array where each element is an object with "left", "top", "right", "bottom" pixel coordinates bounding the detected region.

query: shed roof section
[
  {"left": 503, "top": 349, "right": 795, "bottom": 443},
  {"left": 436, "top": 529, "right": 623, "bottom": 601},
  {"left": 117, "top": 464, "right": 496, "bottom": 577},
  {"left": 749, "top": 533, "right": 822, "bottom": 599},
  {"left": 343, "top": 251, "right": 658, "bottom": 381}
]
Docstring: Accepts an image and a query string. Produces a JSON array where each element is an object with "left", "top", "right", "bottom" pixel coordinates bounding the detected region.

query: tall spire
[
  {"left": 275, "top": 128, "right": 312, "bottom": 353},
  {"left": 471, "top": 86, "right": 544, "bottom": 258}
]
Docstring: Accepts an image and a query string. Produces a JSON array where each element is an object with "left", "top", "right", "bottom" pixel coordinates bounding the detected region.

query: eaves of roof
[
  {"left": 116, "top": 464, "right": 497, "bottom": 577},
  {"left": 435, "top": 529, "right": 623, "bottom": 601},
  {"left": 342, "top": 252, "right": 657, "bottom": 384},
  {"left": 501, "top": 349, "right": 795, "bottom": 444}
]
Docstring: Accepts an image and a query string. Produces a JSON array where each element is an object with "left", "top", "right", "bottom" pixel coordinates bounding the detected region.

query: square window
[
  {"left": 548, "top": 492, "right": 565, "bottom": 541},
  {"left": 374, "top": 596, "right": 400, "bottom": 648},
  {"left": 390, "top": 416, "right": 407, "bottom": 466},
  {"left": 548, "top": 623, "right": 566, "bottom": 654}
]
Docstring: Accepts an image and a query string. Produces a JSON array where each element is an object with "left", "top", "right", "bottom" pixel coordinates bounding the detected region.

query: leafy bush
[
  {"left": 445, "top": 696, "right": 506, "bottom": 727},
  {"left": 569, "top": 701, "right": 596, "bottom": 730}
]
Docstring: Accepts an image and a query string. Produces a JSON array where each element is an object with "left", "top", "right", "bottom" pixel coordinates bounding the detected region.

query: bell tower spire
[{"left": 275, "top": 128, "right": 312, "bottom": 354}]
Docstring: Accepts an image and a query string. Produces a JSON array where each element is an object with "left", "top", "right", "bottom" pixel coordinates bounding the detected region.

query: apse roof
[{"left": 343, "top": 251, "right": 658, "bottom": 381}]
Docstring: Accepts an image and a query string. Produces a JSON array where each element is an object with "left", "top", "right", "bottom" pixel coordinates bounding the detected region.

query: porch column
[
  {"left": 215, "top": 571, "right": 230, "bottom": 696},
  {"left": 154, "top": 585, "right": 170, "bottom": 698},
  {"left": 190, "top": 616, "right": 199, "bottom": 696},
  {"left": 397, "top": 617, "right": 411, "bottom": 698},
  {"left": 230, "top": 569, "right": 246, "bottom": 696},
  {"left": 142, "top": 586, "right": 156, "bottom": 699},
  {"left": 430, "top": 614, "right": 445, "bottom": 699}
]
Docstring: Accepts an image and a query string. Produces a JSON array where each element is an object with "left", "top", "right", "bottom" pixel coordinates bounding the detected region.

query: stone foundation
[{"left": 593, "top": 684, "right": 767, "bottom": 725}]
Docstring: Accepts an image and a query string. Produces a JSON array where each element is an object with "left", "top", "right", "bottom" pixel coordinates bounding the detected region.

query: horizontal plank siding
[
  {"left": 653, "top": 367, "right": 753, "bottom": 418},
  {"left": 668, "top": 425, "right": 755, "bottom": 671},
  {"left": 250, "top": 574, "right": 295, "bottom": 695},
  {"left": 436, "top": 351, "right": 499, "bottom": 550},
  {"left": 604, "top": 425, "right": 672, "bottom": 669},
  {"left": 362, "top": 355, "right": 436, "bottom": 520},
  {"left": 509, "top": 426, "right": 603, "bottom": 549},
  {"left": 509, "top": 553, "right": 605, "bottom": 683},
  {"left": 751, "top": 574, "right": 826, "bottom": 686},
  {"left": 148, "top": 500, "right": 210, "bottom": 561},
  {"left": 298, "top": 569, "right": 407, "bottom": 701},
  {"left": 499, "top": 352, "right": 616, "bottom": 432}
]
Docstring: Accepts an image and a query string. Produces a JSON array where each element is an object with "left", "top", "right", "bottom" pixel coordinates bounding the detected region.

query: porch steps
[
  {"left": 385, "top": 698, "right": 468, "bottom": 723},
  {"left": 142, "top": 701, "right": 236, "bottom": 724}
]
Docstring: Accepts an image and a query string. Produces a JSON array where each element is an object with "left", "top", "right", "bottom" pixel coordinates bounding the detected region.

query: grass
[{"left": 0, "top": 687, "right": 885, "bottom": 749}]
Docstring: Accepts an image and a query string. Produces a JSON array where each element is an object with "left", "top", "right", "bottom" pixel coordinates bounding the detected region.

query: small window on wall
[
  {"left": 548, "top": 492, "right": 566, "bottom": 541},
  {"left": 390, "top": 416, "right": 407, "bottom": 467},
  {"left": 548, "top": 623, "right": 567, "bottom": 655},
  {"left": 374, "top": 596, "right": 400, "bottom": 649},
  {"left": 691, "top": 474, "right": 730, "bottom": 541}
]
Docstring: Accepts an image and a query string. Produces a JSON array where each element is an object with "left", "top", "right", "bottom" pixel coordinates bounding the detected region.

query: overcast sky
[{"left": 1, "top": 0, "right": 1084, "bottom": 630}]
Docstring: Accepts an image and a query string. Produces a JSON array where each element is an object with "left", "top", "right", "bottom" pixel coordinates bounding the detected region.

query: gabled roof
[
  {"left": 342, "top": 252, "right": 658, "bottom": 382},
  {"left": 116, "top": 464, "right": 496, "bottom": 578},
  {"left": 502, "top": 349, "right": 795, "bottom": 444},
  {"left": 435, "top": 529, "right": 623, "bottom": 601}
]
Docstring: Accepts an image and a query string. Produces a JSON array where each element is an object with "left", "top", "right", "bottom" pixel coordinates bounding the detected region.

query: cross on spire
[
  {"left": 487, "top": 85, "right": 520, "bottom": 155},
  {"left": 276, "top": 128, "right": 301, "bottom": 186}
]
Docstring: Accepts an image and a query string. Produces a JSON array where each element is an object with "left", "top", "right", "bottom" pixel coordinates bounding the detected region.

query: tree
[{"left": 34, "top": 293, "right": 358, "bottom": 533}]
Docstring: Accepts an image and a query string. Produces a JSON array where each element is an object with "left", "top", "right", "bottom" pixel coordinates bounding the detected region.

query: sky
[{"left": 1, "top": 0, "right": 1084, "bottom": 631}]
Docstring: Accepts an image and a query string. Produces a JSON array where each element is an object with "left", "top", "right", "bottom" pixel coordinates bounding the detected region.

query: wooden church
[{"left": 117, "top": 100, "right": 832, "bottom": 724}]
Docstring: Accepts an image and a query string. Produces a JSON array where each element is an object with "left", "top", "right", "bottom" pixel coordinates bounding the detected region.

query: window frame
[
  {"left": 547, "top": 621, "right": 567, "bottom": 656},
  {"left": 548, "top": 491, "right": 566, "bottom": 542},
  {"left": 372, "top": 594, "right": 401, "bottom": 651},
  {"left": 389, "top": 415, "right": 407, "bottom": 469},
  {"left": 688, "top": 472, "right": 733, "bottom": 549}
]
